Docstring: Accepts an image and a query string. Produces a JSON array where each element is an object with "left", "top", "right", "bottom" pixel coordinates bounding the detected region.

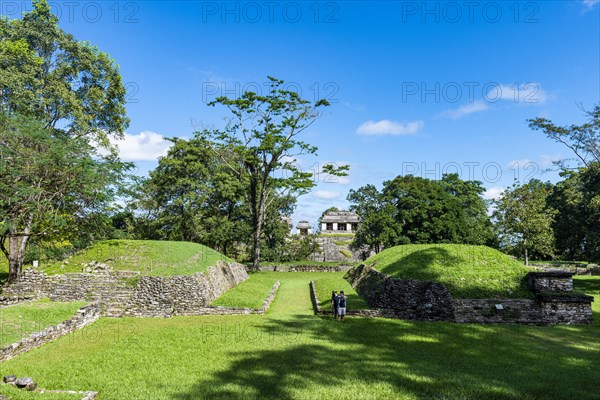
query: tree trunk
[
  {"left": 252, "top": 223, "right": 262, "bottom": 271},
  {"left": 6, "top": 235, "right": 29, "bottom": 283},
  {"left": 3, "top": 214, "right": 33, "bottom": 284},
  {"left": 524, "top": 247, "right": 529, "bottom": 266}
]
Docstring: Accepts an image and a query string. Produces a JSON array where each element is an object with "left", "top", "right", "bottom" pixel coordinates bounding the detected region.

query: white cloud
[
  {"left": 356, "top": 119, "right": 424, "bottom": 136},
  {"left": 343, "top": 102, "right": 365, "bottom": 112},
  {"left": 438, "top": 101, "right": 489, "bottom": 119},
  {"left": 334, "top": 176, "right": 352, "bottom": 185},
  {"left": 582, "top": 0, "right": 599, "bottom": 12},
  {"left": 539, "top": 154, "right": 563, "bottom": 168},
  {"left": 507, "top": 159, "right": 532, "bottom": 168},
  {"left": 113, "top": 131, "right": 172, "bottom": 161},
  {"left": 486, "top": 83, "right": 551, "bottom": 104},
  {"left": 507, "top": 155, "right": 563, "bottom": 171},
  {"left": 313, "top": 190, "right": 342, "bottom": 200},
  {"left": 483, "top": 187, "right": 505, "bottom": 200}
]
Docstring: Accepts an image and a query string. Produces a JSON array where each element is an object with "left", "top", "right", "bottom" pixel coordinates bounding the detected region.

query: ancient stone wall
[
  {"left": 3, "top": 261, "right": 249, "bottom": 318},
  {"left": 344, "top": 265, "right": 594, "bottom": 325},
  {"left": 309, "top": 235, "right": 369, "bottom": 263},
  {"left": 0, "top": 302, "right": 101, "bottom": 362},
  {"left": 344, "top": 264, "right": 455, "bottom": 321},
  {"left": 527, "top": 271, "right": 573, "bottom": 292},
  {"left": 257, "top": 265, "right": 352, "bottom": 272},
  {"left": 0, "top": 296, "right": 34, "bottom": 307}
]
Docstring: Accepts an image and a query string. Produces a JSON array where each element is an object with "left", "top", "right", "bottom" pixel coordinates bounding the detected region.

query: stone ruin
[{"left": 345, "top": 264, "right": 594, "bottom": 324}]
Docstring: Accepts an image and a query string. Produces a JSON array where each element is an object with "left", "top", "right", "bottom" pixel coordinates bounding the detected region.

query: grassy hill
[
  {"left": 365, "top": 244, "right": 534, "bottom": 299},
  {"left": 36, "top": 240, "right": 232, "bottom": 276}
]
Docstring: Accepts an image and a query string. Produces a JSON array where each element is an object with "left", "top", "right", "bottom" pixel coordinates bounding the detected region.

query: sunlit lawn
[
  {"left": 0, "top": 274, "right": 598, "bottom": 399},
  {"left": 0, "top": 299, "right": 87, "bottom": 347}
]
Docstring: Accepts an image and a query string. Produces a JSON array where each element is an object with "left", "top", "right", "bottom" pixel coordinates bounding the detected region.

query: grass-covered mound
[
  {"left": 365, "top": 244, "right": 533, "bottom": 299},
  {"left": 0, "top": 299, "right": 87, "bottom": 347},
  {"left": 38, "top": 240, "right": 231, "bottom": 276}
]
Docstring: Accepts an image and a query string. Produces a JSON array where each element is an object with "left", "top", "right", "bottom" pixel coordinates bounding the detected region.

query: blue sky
[{"left": 5, "top": 0, "right": 598, "bottom": 227}]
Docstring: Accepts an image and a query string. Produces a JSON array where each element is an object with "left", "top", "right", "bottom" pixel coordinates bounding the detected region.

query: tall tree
[
  {"left": 132, "top": 135, "right": 248, "bottom": 256},
  {"left": 383, "top": 175, "right": 463, "bottom": 244},
  {"left": 528, "top": 105, "right": 600, "bottom": 167},
  {"left": 350, "top": 204, "right": 403, "bottom": 255},
  {"left": 205, "top": 77, "right": 348, "bottom": 269},
  {"left": 439, "top": 174, "right": 495, "bottom": 245},
  {"left": 0, "top": 0, "right": 128, "bottom": 139},
  {"left": 493, "top": 180, "right": 557, "bottom": 265},
  {"left": 528, "top": 105, "right": 600, "bottom": 262},
  {"left": 0, "top": 0, "right": 129, "bottom": 281},
  {"left": 0, "top": 115, "right": 128, "bottom": 282},
  {"left": 549, "top": 163, "right": 600, "bottom": 262},
  {"left": 347, "top": 184, "right": 403, "bottom": 255}
]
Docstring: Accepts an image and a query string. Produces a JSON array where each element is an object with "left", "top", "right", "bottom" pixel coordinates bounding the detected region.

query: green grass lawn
[
  {"left": 313, "top": 273, "right": 369, "bottom": 311},
  {"left": 0, "top": 273, "right": 598, "bottom": 399},
  {"left": 36, "top": 240, "right": 231, "bottom": 276},
  {"left": 211, "top": 272, "right": 279, "bottom": 309},
  {"left": 366, "top": 244, "right": 534, "bottom": 299},
  {"left": 0, "top": 299, "right": 87, "bottom": 347}
]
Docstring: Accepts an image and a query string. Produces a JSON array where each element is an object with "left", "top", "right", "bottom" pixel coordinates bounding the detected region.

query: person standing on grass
[
  {"left": 331, "top": 290, "right": 340, "bottom": 319},
  {"left": 337, "top": 290, "right": 347, "bottom": 321},
  {"left": 331, "top": 290, "right": 339, "bottom": 319}
]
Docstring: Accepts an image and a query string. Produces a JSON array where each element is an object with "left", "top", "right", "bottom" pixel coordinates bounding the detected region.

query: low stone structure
[
  {"left": 296, "top": 220, "right": 312, "bottom": 235},
  {"left": 309, "top": 235, "right": 370, "bottom": 263},
  {"left": 310, "top": 280, "right": 402, "bottom": 318},
  {"left": 0, "top": 296, "right": 34, "bottom": 307},
  {"left": 2, "top": 375, "right": 97, "bottom": 399},
  {"left": 3, "top": 261, "right": 249, "bottom": 318},
  {"left": 527, "top": 271, "right": 573, "bottom": 292},
  {"left": 187, "top": 281, "right": 280, "bottom": 315},
  {"left": 0, "top": 302, "right": 101, "bottom": 362},
  {"left": 344, "top": 265, "right": 593, "bottom": 324},
  {"left": 256, "top": 264, "right": 352, "bottom": 272},
  {"left": 345, "top": 264, "right": 454, "bottom": 321}
]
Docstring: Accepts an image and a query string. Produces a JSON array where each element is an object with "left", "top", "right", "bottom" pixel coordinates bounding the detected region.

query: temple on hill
[{"left": 320, "top": 210, "right": 359, "bottom": 233}]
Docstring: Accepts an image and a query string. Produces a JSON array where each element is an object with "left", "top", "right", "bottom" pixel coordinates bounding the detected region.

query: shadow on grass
[{"left": 171, "top": 310, "right": 600, "bottom": 400}]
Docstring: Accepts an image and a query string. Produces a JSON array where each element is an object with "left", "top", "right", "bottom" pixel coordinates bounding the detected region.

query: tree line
[
  {"left": 1, "top": 1, "right": 598, "bottom": 284},
  {"left": 349, "top": 106, "right": 600, "bottom": 265},
  {"left": 0, "top": 1, "right": 344, "bottom": 281}
]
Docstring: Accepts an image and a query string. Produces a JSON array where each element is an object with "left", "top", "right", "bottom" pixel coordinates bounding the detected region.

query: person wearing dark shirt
[
  {"left": 337, "top": 290, "right": 347, "bottom": 321},
  {"left": 331, "top": 290, "right": 339, "bottom": 319}
]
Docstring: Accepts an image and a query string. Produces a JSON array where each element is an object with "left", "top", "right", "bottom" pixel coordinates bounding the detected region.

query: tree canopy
[
  {"left": 348, "top": 174, "right": 494, "bottom": 255},
  {"left": 0, "top": 0, "right": 130, "bottom": 281},
  {"left": 492, "top": 180, "right": 556, "bottom": 265},
  {"left": 203, "top": 76, "right": 348, "bottom": 269}
]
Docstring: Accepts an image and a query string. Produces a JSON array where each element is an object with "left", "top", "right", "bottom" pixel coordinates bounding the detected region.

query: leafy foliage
[
  {"left": 549, "top": 163, "right": 600, "bottom": 262},
  {"left": 0, "top": 115, "right": 130, "bottom": 281},
  {"left": 0, "top": 0, "right": 128, "bottom": 139},
  {"left": 493, "top": 180, "right": 557, "bottom": 264},
  {"left": 0, "top": 0, "right": 130, "bottom": 281},
  {"left": 203, "top": 77, "right": 348, "bottom": 269},
  {"left": 528, "top": 104, "right": 600, "bottom": 167},
  {"left": 348, "top": 174, "right": 494, "bottom": 254}
]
